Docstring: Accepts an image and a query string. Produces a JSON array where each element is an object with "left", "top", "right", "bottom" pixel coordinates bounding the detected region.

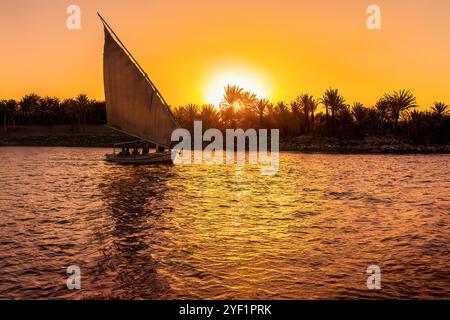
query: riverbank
[
  {"left": 0, "top": 125, "right": 132, "bottom": 147},
  {"left": 0, "top": 125, "right": 449, "bottom": 153},
  {"left": 281, "top": 135, "right": 450, "bottom": 154}
]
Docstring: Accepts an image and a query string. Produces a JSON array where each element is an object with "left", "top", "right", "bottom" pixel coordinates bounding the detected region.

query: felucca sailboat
[{"left": 99, "top": 14, "right": 179, "bottom": 164}]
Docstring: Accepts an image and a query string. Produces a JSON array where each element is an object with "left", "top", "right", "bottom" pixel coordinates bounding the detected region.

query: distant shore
[
  {"left": 281, "top": 135, "right": 450, "bottom": 154},
  {"left": 0, "top": 125, "right": 132, "bottom": 148},
  {"left": 0, "top": 125, "right": 449, "bottom": 154}
]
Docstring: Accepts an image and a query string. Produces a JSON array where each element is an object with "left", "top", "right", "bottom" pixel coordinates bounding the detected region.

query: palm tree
[
  {"left": 171, "top": 105, "right": 186, "bottom": 128},
  {"left": 384, "top": 89, "right": 417, "bottom": 130},
  {"left": 266, "top": 102, "right": 275, "bottom": 130},
  {"left": 321, "top": 93, "right": 330, "bottom": 128},
  {"left": 184, "top": 103, "right": 199, "bottom": 133},
  {"left": 200, "top": 104, "right": 219, "bottom": 130},
  {"left": 290, "top": 100, "right": 302, "bottom": 135},
  {"left": 239, "top": 91, "right": 258, "bottom": 129},
  {"left": 0, "top": 100, "right": 7, "bottom": 132},
  {"left": 40, "top": 96, "right": 60, "bottom": 126},
  {"left": 62, "top": 99, "right": 77, "bottom": 130},
  {"left": 338, "top": 105, "right": 353, "bottom": 131},
  {"left": 431, "top": 102, "right": 449, "bottom": 117},
  {"left": 221, "top": 85, "right": 243, "bottom": 110},
  {"left": 297, "top": 94, "right": 311, "bottom": 132},
  {"left": 309, "top": 98, "right": 318, "bottom": 131},
  {"left": 241, "top": 90, "right": 258, "bottom": 110},
  {"left": 256, "top": 99, "right": 269, "bottom": 129},
  {"left": 275, "top": 101, "right": 291, "bottom": 136},
  {"left": 297, "top": 94, "right": 317, "bottom": 132},
  {"left": 375, "top": 98, "right": 390, "bottom": 134},
  {"left": 19, "top": 93, "right": 41, "bottom": 124},
  {"left": 407, "top": 109, "right": 425, "bottom": 142},
  {"left": 352, "top": 102, "right": 368, "bottom": 127},
  {"left": 6, "top": 100, "right": 18, "bottom": 130},
  {"left": 321, "top": 88, "right": 346, "bottom": 133},
  {"left": 220, "top": 85, "right": 244, "bottom": 129},
  {"left": 75, "top": 94, "right": 89, "bottom": 132}
]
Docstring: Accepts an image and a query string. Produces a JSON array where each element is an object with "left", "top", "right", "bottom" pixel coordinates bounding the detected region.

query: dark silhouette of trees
[
  {"left": 296, "top": 94, "right": 318, "bottom": 133},
  {"left": 7, "top": 100, "right": 18, "bottom": 130},
  {"left": 297, "top": 94, "right": 310, "bottom": 133},
  {"left": 274, "top": 101, "right": 291, "bottom": 136},
  {"left": 0, "top": 100, "right": 7, "bottom": 132},
  {"left": 62, "top": 98, "right": 77, "bottom": 130},
  {"left": 375, "top": 98, "right": 390, "bottom": 135},
  {"left": 309, "top": 97, "right": 318, "bottom": 132},
  {"left": 200, "top": 104, "right": 219, "bottom": 130},
  {"left": 238, "top": 91, "right": 258, "bottom": 130},
  {"left": 0, "top": 99, "right": 19, "bottom": 132},
  {"left": 384, "top": 89, "right": 417, "bottom": 131},
  {"left": 321, "top": 88, "right": 347, "bottom": 133},
  {"left": 432, "top": 102, "right": 449, "bottom": 117},
  {"left": 352, "top": 102, "right": 368, "bottom": 127},
  {"left": 256, "top": 99, "right": 269, "bottom": 129},
  {"left": 219, "top": 85, "right": 243, "bottom": 129},
  {"left": 40, "top": 96, "right": 60, "bottom": 126},
  {"left": 3, "top": 94, "right": 105, "bottom": 130},
  {"left": 75, "top": 94, "right": 90, "bottom": 132},
  {"left": 19, "top": 93, "right": 41, "bottom": 124},
  {"left": 3, "top": 87, "right": 449, "bottom": 145}
]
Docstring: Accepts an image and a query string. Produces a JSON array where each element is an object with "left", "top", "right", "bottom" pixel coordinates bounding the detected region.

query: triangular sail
[{"left": 101, "top": 15, "right": 178, "bottom": 148}]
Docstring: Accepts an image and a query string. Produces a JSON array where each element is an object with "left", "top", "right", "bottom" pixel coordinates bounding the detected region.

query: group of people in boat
[
  {"left": 116, "top": 142, "right": 166, "bottom": 158},
  {"left": 117, "top": 145, "right": 149, "bottom": 157}
]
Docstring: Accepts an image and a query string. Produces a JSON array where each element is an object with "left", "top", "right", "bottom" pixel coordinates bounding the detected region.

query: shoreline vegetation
[
  {"left": 1, "top": 87, "right": 449, "bottom": 153},
  {"left": 1, "top": 125, "right": 449, "bottom": 154}
]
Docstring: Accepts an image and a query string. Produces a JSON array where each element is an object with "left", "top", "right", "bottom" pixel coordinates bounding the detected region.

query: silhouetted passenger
[
  {"left": 142, "top": 144, "right": 149, "bottom": 155},
  {"left": 117, "top": 147, "right": 126, "bottom": 157},
  {"left": 156, "top": 145, "right": 165, "bottom": 153}
]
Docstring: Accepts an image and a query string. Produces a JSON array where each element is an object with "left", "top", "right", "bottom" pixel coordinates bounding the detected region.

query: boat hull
[{"left": 106, "top": 152, "right": 172, "bottom": 165}]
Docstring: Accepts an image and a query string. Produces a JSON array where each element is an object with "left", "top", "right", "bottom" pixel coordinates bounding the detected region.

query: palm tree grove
[
  {"left": 1, "top": 86, "right": 449, "bottom": 147},
  {"left": 174, "top": 86, "right": 449, "bottom": 146}
]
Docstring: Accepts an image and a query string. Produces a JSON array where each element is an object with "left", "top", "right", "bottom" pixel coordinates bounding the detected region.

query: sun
[{"left": 204, "top": 66, "right": 271, "bottom": 107}]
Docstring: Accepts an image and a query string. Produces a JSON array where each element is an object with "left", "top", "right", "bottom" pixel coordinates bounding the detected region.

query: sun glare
[{"left": 204, "top": 67, "right": 271, "bottom": 107}]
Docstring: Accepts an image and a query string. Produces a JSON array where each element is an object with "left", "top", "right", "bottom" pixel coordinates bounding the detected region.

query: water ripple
[{"left": 0, "top": 148, "right": 448, "bottom": 299}]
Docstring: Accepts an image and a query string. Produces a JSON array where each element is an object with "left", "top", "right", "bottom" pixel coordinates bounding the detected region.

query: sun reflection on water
[{"left": 0, "top": 148, "right": 448, "bottom": 299}]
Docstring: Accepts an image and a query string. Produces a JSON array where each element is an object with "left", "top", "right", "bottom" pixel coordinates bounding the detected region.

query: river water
[{"left": 0, "top": 147, "right": 448, "bottom": 299}]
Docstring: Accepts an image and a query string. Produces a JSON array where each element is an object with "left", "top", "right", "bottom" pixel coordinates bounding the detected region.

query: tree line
[
  {"left": 2, "top": 87, "right": 449, "bottom": 144},
  {"left": 0, "top": 94, "right": 106, "bottom": 132},
  {"left": 172, "top": 86, "right": 450, "bottom": 144}
]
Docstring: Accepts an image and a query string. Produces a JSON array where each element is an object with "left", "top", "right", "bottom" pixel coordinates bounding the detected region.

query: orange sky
[{"left": 1, "top": 0, "right": 449, "bottom": 108}]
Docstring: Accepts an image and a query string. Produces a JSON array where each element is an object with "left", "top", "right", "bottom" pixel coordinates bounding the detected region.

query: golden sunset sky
[{"left": 1, "top": 0, "right": 449, "bottom": 108}]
